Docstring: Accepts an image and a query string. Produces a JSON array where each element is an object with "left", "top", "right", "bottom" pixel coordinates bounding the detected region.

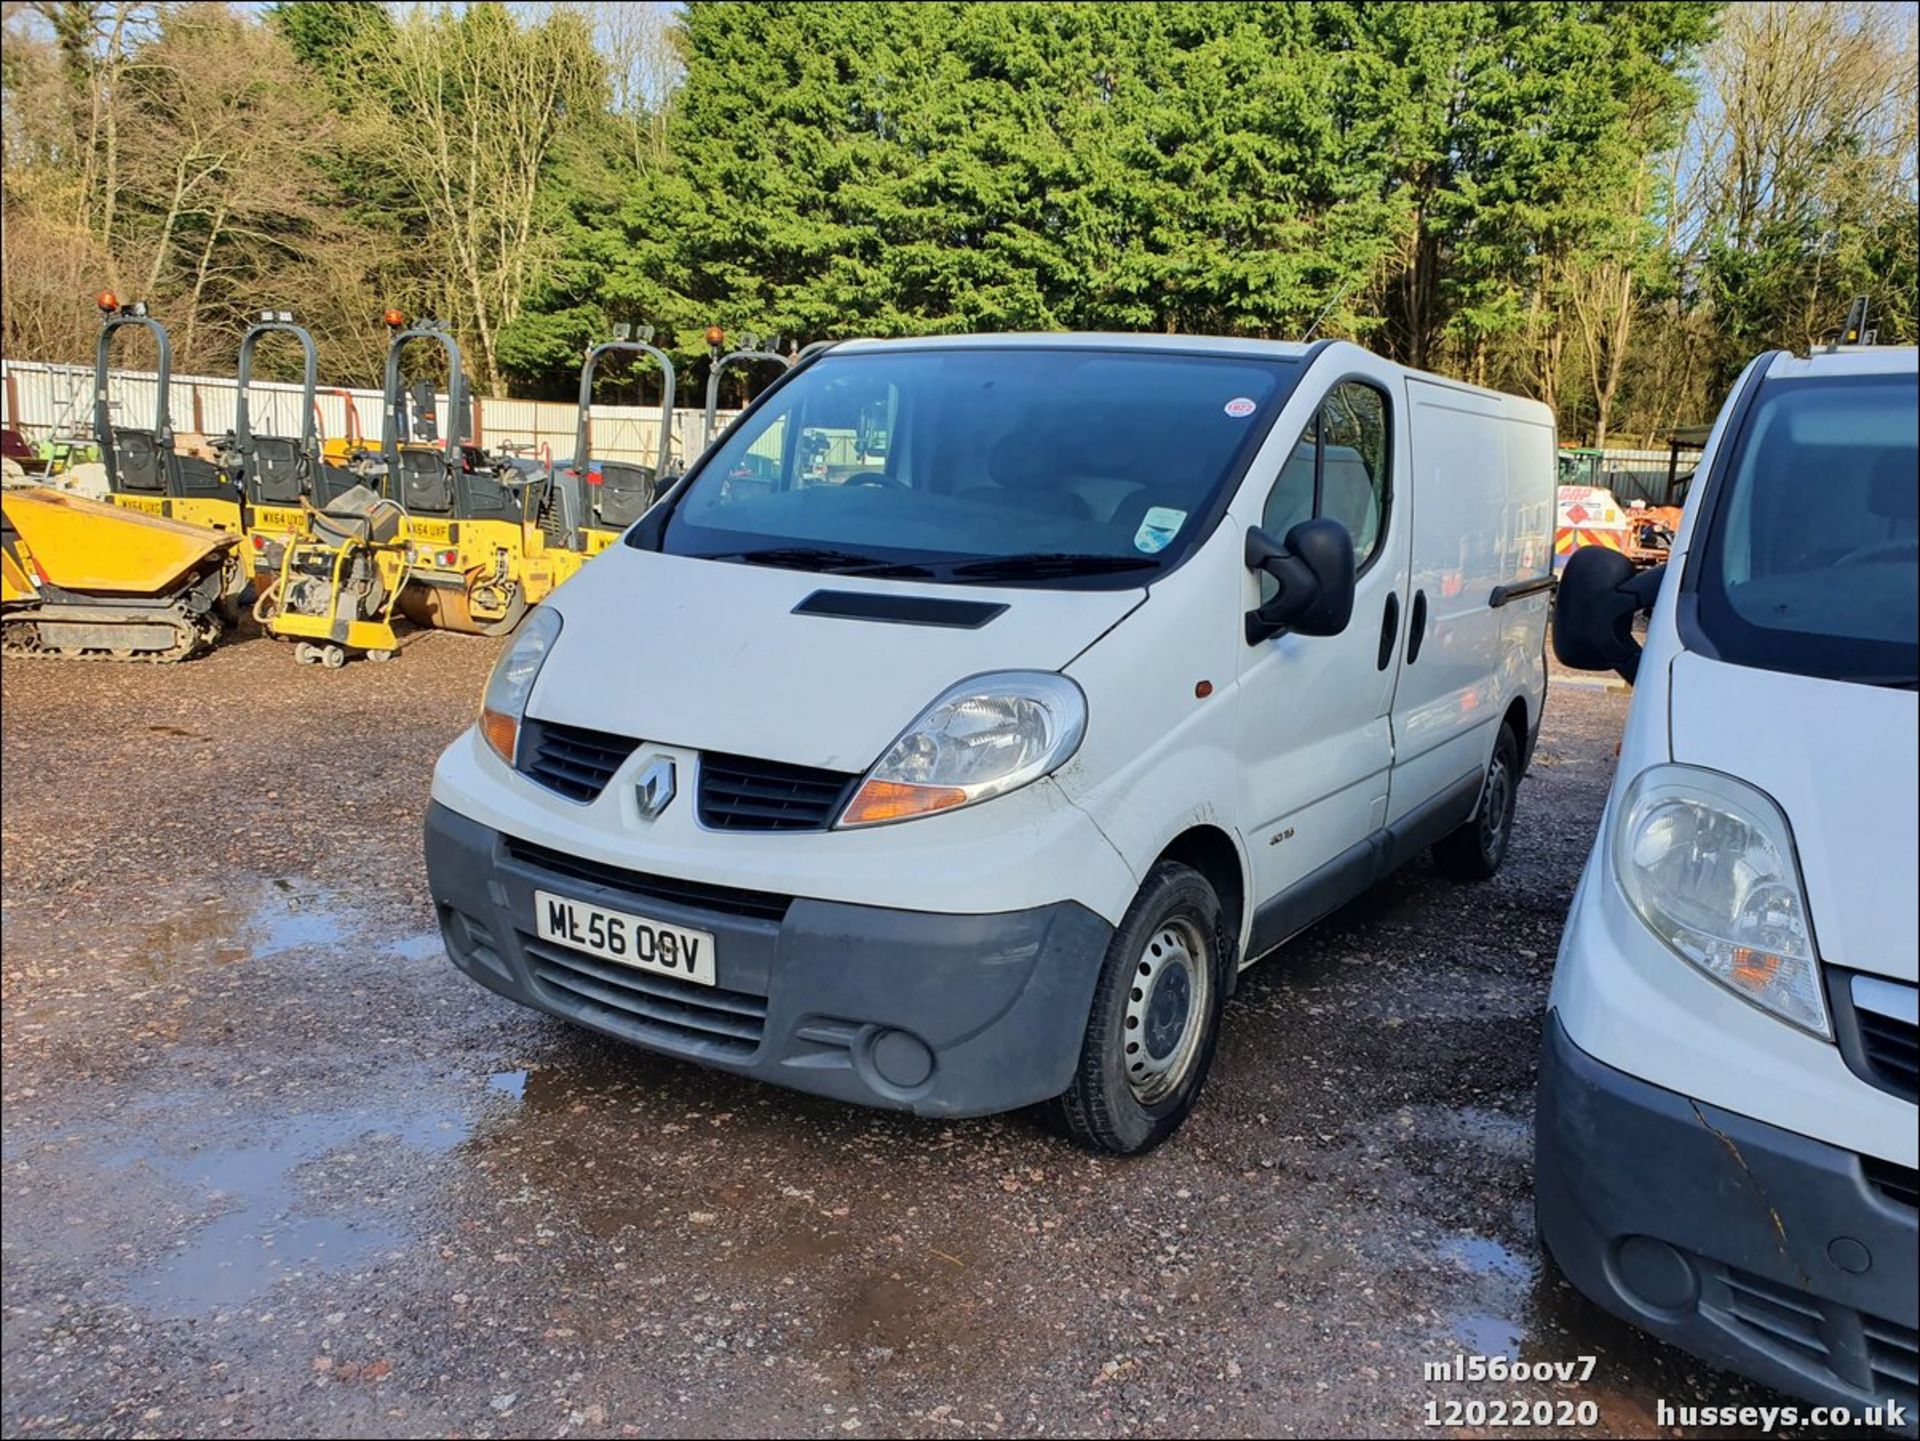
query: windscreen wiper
[
  {"left": 697, "top": 547, "right": 936, "bottom": 578},
  {"left": 945, "top": 552, "right": 1161, "bottom": 581}
]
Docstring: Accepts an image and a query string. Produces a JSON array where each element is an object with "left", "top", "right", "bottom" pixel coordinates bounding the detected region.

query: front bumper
[
  {"left": 1537, "top": 1012, "right": 1918, "bottom": 1428},
  {"left": 425, "top": 801, "right": 1112, "bottom": 1117}
]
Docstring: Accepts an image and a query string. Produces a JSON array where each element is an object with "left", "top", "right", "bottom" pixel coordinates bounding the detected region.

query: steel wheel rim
[
  {"left": 1122, "top": 916, "right": 1211, "bottom": 1105},
  {"left": 1481, "top": 758, "right": 1512, "bottom": 853}
]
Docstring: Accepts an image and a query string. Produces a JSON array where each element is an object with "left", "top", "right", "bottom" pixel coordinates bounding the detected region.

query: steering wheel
[
  {"left": 1833, "top": 537, "right": 1919, "bottom": 567},
  {"left": 841, "top": 471, "right": 907, "bottom": 489}
]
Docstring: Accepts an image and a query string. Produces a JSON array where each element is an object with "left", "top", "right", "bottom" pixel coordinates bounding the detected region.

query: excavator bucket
[{"left": 2, "top": 487, "right": 240, "bottom": 662}]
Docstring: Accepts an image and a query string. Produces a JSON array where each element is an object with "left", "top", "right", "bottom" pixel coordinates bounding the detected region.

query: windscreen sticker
[
  {"left": 1223, "top": 396, "right": 1258, "bottom": 418},
  {"left": 1134, "top": 506, "right": 1187, "bottom": 554}
]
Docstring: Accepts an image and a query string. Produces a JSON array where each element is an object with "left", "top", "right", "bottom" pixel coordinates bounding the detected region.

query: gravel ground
[{"left": 1, "top": 624, "right": 1805, "bottom": 1438}]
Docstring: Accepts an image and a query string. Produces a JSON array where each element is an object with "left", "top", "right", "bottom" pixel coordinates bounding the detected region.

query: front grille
[
  {"left": 697, "top": 751, "right": 859, "bottom": 831},
  {"left": 502, "top": 835, "right": 792, "bottom": 923},
  {"left": 524, "top": 936, "right": 766, "bottom": 1058},
  {"left": 1858, "top": 1005, "right": 1919, "bottom": 1099},
  {"left": 1715, "top": 1265, "right": 1918, "bottom": 1405},
  {"left": 1830, "top": 971, "right": 1918, "bottom": 1104},
  {"left": 1864, "top": 1156, "right": 1920, "bottom": 1210},
  {"left": 516, "top": 717, "right": 641, "bottom": 803}
]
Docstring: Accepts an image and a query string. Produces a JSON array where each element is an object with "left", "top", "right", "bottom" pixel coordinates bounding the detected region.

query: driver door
[{"left": 1232, "top": 365, "right": 1411, "bottom": 956}]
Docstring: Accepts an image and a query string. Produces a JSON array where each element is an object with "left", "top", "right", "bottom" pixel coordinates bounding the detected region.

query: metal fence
[
  {"left": 1589, "top": 448, "right": 1684, "bottom": 506},
  {"left": 0, "top": 358, "right": 733, "bottom": 467}
]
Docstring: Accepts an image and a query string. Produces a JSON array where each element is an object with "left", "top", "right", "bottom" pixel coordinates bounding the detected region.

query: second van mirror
[
  {"left": 1245, "top": 518, "right": 1356, "bottom": 644},
  {"left": 1552, "top": 545, "right": 1665, "bottom": 683}
]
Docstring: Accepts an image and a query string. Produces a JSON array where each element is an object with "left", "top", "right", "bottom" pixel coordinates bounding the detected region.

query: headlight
[
  {"left": 838, "top": 671, "right": 1087, "bottom": 827},
  {"left": 1610, "top": 764, "right": 1827, "bottom": 1037},
  {"left": 479, "top": 607, "right": 563, "bottom": 764}
]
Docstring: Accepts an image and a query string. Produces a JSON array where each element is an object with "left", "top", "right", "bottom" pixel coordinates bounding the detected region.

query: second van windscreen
[{"left": 661, "top": 347, "right": 1303, "bottom": 586}]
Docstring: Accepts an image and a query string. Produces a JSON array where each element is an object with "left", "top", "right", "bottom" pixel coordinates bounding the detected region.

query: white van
[
  {"left": 1542, "top": 346, "right": 1917, "bottom": 1419},
  {"left": 426, "top": 335, "right": 1555, "bottom": 1152}
]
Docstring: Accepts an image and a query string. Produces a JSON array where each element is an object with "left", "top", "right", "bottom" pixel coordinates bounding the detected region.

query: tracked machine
[{"left": 1, "top": 487, "right": 241, "bottom": 662}]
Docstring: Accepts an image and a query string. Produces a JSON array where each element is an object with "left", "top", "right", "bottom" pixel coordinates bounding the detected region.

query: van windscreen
[
  {"left": 659, "top": 347, "right": 1300, "bottom": 587},
  {"left": 1691, "top": 372, "right": 1918, "bottom": 688}
]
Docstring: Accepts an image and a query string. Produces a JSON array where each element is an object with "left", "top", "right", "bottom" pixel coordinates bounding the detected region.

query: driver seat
[{"left": 596, "top": 461, "right": 655, "bottom": 528}]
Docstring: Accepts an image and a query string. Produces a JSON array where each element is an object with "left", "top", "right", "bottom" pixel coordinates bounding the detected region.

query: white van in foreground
[
  {"left": 1542, "top": 346, "right": 1917, "bottom": 1421},
  {"left": 426, "top": 335, "right": 1555, "bottom": 1152}
]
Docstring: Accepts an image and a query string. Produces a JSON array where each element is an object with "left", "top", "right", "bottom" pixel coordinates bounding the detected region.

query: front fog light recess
[
  {"left": 1611, "top": 763, "right": 1827, "bottom": 1037},
  {"left": 839, "top": 671, "right": 1087, "bottom": 827},
  {"left": 480, "top": 606, "right": 563, "bottom": 765}
]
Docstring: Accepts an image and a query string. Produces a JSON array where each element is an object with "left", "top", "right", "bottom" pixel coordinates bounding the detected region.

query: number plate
[
  {"left": 532, "top": 889, "right": 715, "bottom": 987},
  {"left": 252, "top": 506, "right": 304, "bottom": 533}
]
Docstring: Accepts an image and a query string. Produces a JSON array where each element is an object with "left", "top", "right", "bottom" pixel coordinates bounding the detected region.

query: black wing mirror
[
  {"left": 1553, "top": 546, "right": 1664, "bottom": 684},
  {"left": 1245, "top": 518, "right": 1356, "bottom": 644}
]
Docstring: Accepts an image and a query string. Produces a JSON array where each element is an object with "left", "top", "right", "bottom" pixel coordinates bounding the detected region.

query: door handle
[
  {"left": 1406, "top": 590, "right": 1428, "bottom": 664},
  {"left": 1376, "top": 591, "right": 1399, "bottom": 671}
]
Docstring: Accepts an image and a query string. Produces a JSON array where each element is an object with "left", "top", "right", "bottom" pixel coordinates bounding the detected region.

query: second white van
[{"left": 426, "top": 334, "right": 1555, "bottom": 1152}]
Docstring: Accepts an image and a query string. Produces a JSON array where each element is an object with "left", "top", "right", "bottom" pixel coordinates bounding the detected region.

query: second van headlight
[
  {"left": 1610, "top": 764, "right": 1828, "bottom": 1037},
  {"left": 479, "top": 606, "right": 562, "bottom": 765},
  {"left": 838, "top": 672, "right": 1087, "bottom": 827}
]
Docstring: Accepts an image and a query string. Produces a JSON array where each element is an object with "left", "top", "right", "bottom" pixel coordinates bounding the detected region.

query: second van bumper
[
  {"left": 1536, "top": 1012, "right": 1918, "bottom": 1429},
  {"left": 425, "top": 800, "right": 1113, "bottom": 1118}
]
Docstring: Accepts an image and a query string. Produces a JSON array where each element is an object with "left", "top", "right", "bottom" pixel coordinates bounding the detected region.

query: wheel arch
[{"left": 1151, "top": 823, "right": 1247, "bottom": 992}]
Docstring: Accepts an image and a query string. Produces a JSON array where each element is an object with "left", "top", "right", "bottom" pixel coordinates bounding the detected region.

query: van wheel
[
  {"left": 1046, "top": 861, "right": 1231, "bottom": 1155},
  {"left": 1433, "top": 725, "right": 1520, "bottom": 882}
]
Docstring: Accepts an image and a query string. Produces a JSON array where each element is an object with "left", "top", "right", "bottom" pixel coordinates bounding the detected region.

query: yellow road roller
[
  {"left": 1, "top": 487, "right": 242, "bottom": 662},
  {"left": 375, "top": 313, "right": 561, "bottom": 635}
]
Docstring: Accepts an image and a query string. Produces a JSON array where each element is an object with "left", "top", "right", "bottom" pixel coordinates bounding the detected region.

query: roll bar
[
  {"left": 95, "top": 307, "right": 173, "bottom": 450},
  {"left": 575, "top": 339, "right": 676, "bottom": 479},
  {"left": 235, "top": 317, "right": 319, "bottom": 460},
  {"left": 382, "top": 322, "right": 469, "bottom": 462},
  {"left": 703, "top": 347, "right": 790, "bottom": 451}
]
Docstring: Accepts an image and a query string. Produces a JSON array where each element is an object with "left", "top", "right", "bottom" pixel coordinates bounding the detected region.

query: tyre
[
  {"left": 1046, "top": 861, "right": 1233, "bottom": 1155},
  {"left": 1433, "top": 724, "right": 1520, "bottom": 882}
]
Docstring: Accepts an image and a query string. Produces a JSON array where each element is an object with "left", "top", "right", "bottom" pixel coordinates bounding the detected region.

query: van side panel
[{"left": 1389, "top": 382, "right": 1554, "bottom": 821}]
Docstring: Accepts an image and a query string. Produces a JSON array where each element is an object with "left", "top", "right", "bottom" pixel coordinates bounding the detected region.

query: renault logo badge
[{"left": 634, "top": 757, "right": 676, "bottom": 819}]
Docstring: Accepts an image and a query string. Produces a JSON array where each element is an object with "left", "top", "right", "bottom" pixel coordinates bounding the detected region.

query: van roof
[
  {"left": 823, "top": 332, "right": 1545, "bottom": 403},
  {"left": 1769, "top": 346, "right": 1919, "bottom": 379},
  {"left": 830, "top": 332, "right": 1316, "bottom": 361}
]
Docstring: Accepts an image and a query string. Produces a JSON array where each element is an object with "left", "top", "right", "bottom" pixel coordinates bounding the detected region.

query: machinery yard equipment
[
  {"left": 93, "top": 295, "right": 243, "bottom": 538},
  {"left": 1, "top": 486, "right": 241, "bottom": 662},
  {"left": 548, "top": 325, "right": 678, "bottom": 561},
  {"left": 231, "top": 311, "right": 365, "bottom": 587},
  {"left": 701, "top": 329, "right": 791, "bottom": 451},
  {"left": 376, "top": 313, "right": 561, "bottom": 635},
  {"left": 262, "top": 485, "right": 411, "bottom": 667}
]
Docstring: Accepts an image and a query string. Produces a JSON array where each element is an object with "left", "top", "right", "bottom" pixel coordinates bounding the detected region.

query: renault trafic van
[
  {"left": 426, "top": 335, "right": 1555, "bottom": 1152},
  {"left": 1541, "top": 345, "right": 1917, "bottom": 1422}
]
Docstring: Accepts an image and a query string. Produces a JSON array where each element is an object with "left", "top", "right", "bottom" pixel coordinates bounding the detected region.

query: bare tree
[{"left": 354, "top": 3, "right": 604, "bottom": 394}]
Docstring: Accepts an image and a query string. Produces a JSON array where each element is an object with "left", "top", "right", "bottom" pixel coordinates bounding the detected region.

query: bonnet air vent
[{"left": 793, "top": 590, "right": 1007, "bottom": 629}]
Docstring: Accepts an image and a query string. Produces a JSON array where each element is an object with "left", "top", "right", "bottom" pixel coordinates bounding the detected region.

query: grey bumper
[
  {"left": 424, "top": 801, "right": 1112, "bottom": 1118},
  {"left": 1536, "top": 1011, "right": 1918, "bottom": 1429}
]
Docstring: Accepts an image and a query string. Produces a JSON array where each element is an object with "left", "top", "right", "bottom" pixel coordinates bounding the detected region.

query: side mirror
[
  {"left": 1245, "top": 518, "right": 1356, "bottom": 644},
  {"left": 1553, "top": 546, "right": 1664, "bottom": 684}
]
